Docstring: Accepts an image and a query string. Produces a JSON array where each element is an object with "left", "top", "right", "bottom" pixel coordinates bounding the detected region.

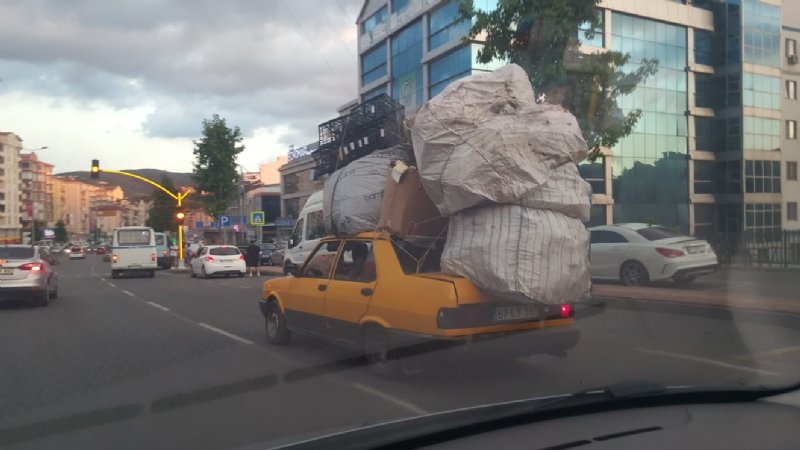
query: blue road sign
[
  {"left": 195, "top": 221, "right": 204, "bottom": 229},
  {"left": 219, "top": 215, "right": 230, "bottom": 227},
  {"left": 250, "top": 211, "right": 265, "bottom": 225}
]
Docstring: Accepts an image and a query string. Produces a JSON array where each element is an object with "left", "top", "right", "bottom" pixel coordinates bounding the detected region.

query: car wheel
[
  {"left": 283, "top": 262, "right": 296, "bottom": 276},
  {"left": 202, "top": 266, "right": 210, "bottom": 279},
  {"left": 49, "top": 282, "right": 58, "bottom": 299},
  {"left": 674, "top": 275, "right": 696, "bottom": 286},
  {"left": 238, "top": 272, "right": 245, "bottom": 278},
  {"left": 363, "top": 325, "right": 403, "bottom": 377},
  {"left": 148, "top": 270, "right": 155, "bottom": 278},
  {"left": 111, "top": 270, "right": 119, "bottom": 279},
  {"left": 620, "top": 261, "right": 649, "bottom": 287},
  {"left": 265, "top": 301, "right": 291, "bottom": 345},
  {"left": 33, "top": 284, "right": 50, "bottom": 307},
  {"left": 189, "top": 265, "right": 196, "bottom": 278}
]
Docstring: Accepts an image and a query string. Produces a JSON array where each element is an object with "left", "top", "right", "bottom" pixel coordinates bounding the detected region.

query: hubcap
[
  {"left": 267, "top": 310, "right": 279, "bottom": 337},
  {"left": 624, "top": 264, "right": 642, "bottom": 284},
  {"left": 367, "top": 331, "right": 390, "bottom": 363}
]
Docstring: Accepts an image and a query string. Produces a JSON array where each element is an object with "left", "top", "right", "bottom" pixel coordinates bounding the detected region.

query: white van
[
  {"left": 283, "top": 191, "right": 325, "bottom": 275},
  {"left": 111, "top": 226, "right": 158, "bottom": 278}
]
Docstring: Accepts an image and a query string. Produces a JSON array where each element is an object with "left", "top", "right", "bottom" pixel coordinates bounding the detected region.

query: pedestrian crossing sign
[{"left": 249, "top": 211, "right": 266, "bottom": 225}]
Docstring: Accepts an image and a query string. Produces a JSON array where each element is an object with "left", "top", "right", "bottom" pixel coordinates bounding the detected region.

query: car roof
[{"left": 320, "top": 231, "right": 392, "bottom": 242}]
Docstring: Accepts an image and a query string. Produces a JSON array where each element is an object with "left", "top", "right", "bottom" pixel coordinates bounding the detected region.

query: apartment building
[{"left": 0, "top": 132, "right": 23, "bottom": 243}]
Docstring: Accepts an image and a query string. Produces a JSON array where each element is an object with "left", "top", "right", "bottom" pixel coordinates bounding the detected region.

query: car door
[
  {"left": 192, "top": 247, "right": 206, "bottom": 273},
  {"left": 590, "top": 230, "right": 630, "bottom": 279},
  {"left": 283, "top": 240, "right": 342, "bottom": 334},
  {"left": 323, "top": 240, "right": 377, "bottom": 343}
]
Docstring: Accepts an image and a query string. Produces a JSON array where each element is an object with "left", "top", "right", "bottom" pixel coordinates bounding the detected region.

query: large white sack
[
  {"left": 441, "top": 205, "right": 591, "bottom": 305},
  {"left": 323, "top": 144, "right": 412, "bottom": 236},
  {"left": 411, "top": 64, "right": 589, "bottom": 216},
  {"left": 521, "top": 162, "right": 592, "bottom": 222}
]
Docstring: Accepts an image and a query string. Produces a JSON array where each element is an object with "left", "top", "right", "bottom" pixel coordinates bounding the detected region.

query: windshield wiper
[{"left": 269, "top": 380, "right": 800, "bottom": 450}]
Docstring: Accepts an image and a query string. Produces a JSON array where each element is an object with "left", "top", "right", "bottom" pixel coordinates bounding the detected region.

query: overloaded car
[
  {"left": 0, "top": 245, "right": 59, "bottom": 306},
  {"left": 259, "top": 232, "right": 578, "bottom": 375}
]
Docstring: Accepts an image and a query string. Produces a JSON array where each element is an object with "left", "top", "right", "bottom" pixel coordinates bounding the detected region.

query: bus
[
  {"left": 111, "top": 226, "right": 157, "bottom": 278},
  {"left": 154, "top": 232, "right": 172, "bottom": 269}
]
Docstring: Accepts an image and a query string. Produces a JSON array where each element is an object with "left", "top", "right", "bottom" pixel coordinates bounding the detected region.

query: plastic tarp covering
[
  {"left": 411, "top": 64, "right": 590, "bottom": 217},
  {"left": 442, "top": 205, "right": 591, "bottom": 305},
  {"left": 323, "top": 144, "right": 412, "bottom": 236}
]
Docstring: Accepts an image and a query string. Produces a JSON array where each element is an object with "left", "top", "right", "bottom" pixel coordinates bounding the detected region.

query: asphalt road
[{"left": 1, "top": 255, "right": 799, "bottom": 449}]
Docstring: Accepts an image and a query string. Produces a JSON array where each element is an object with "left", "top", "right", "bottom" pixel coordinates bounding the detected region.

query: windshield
[
  {"left": 636, "top": 226, "right": 683, "bottom": 241},
  {"left": 209, "top": 247, "right": 240, "bottom": 256},
  {"left": 0, "top": 247, "right": 35, "bottom": 259},
  {"left": 3, "top": 1, "right": 800, "bottom": 449}
]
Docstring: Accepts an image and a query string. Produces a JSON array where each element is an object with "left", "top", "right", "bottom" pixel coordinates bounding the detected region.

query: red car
[{"left": 96, "top": 246, "right": 107, "bottom": 255}]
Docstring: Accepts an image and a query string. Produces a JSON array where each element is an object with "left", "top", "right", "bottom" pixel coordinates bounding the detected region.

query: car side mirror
[{"left": 288, "top": 236, "right": 298, "bottom": 249}]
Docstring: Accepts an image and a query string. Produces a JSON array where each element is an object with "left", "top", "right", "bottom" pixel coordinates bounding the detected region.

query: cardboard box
[{"left": 379, "top": 165, "right": 448, "bottom": 238}]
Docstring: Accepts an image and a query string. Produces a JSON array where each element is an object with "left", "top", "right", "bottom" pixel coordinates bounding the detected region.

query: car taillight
[
  {"left": 560, "top": 304, "right": 571, "bottom": 318},
  {"left": 112, "top": 255, "right": 118, "bottom": 262},
  {"left": 656, "top": 247, "right": 684, "bottom": 258},
  {"left": 239, "top": 254, "right": 245, "bottom": 260},
  {"left": 151, "top": 253, "right": 156, "bottom": 262},
  {"left": 18, "top": 263, "right": 43, "bottom": 271},
  {"left": 206, "top": 256, "right": 215, "bottom": 262}
]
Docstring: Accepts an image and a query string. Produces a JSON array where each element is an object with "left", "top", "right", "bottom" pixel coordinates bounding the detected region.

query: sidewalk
[{"left": 591, "top": 283, "right": 800, "bottom": 315}]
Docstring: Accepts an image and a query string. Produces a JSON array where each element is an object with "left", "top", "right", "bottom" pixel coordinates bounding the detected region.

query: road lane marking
[
  {"left": 146, "top": 301, "right": 170, "bottom": 312},
  {"left": 237, "top": 285, "right": 252, "bottom": 289},
  {"left": 122, "top": 290, "right": 135, "bottom": 297},
  {"left": 739, "top": 345, "right": 800, "bottom": 360},
  {"left": 107, "top": 282, "right": 116, "bottom": 288},
  {"left": 197, "top": 323, "right": 254, "bottom": 345},
  {"left": 349, "top": 382, "right": 428, "bottom": 415},
  {"left": 634, "top": 348, "right": 780, "bottom": 376}
]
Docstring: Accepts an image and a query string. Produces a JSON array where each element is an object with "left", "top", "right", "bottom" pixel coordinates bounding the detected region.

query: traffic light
[
  {"left": 90, "top": 159, "right": 100, "bottom": 179},
  {"left": 175, "top": 210, "right": 186, "bottom": 225}
]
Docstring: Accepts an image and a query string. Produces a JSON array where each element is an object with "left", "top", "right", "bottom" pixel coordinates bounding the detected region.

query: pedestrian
[
  {"left": 184, "top": 242, "right": 192, "bottom": 264},
  {"left": 246, "top": 240, "right": 261, "bottom": 277},
  {"left": 169, "top": 244, "right": 178, "bottom": 268}
]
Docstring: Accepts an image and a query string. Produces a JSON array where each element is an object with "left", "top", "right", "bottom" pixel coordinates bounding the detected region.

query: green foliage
[
  {"left": 54, "top": 220, "right": 68, "bottom": 243},
  {"left": 462, "top": 0, "right": 658, "bottom": 158},
  {"left": 191, "top": 114, "right": 244, "bottom": 218},
  {"left": 145, "top": 175, "right": 179, "bottom": 232}
]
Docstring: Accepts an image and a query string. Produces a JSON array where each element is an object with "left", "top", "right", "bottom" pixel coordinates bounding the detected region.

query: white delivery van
[
  {"left": 283, "top": 191, "right": 325, "bottom": 275},
  {"left": 111, "top": 226, "right": 158, "bottom": 278}
]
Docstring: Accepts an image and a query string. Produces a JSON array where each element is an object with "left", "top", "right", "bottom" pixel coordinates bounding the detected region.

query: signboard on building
[
  {"left": 42, "top": 228, "right": 55, "bottom": 239},
  {"left": 275, "top": 217, "right": 296, "bottom": 228}
]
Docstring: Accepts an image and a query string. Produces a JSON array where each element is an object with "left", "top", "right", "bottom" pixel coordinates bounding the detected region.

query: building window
[
  {"left": 788, "top": 80, "right": 797, "bottom": 100},
  {"left": 788, "top": 161, "right": 798, "bottom": 181},
  {"left": 694, "top": 116, "right": 717, "bottom": 151},
  {"left": 392, "top": 0, "right": 411, "bottom": 13},
  {"left": 428, "top": 0, "right": 470, "bottom": 51},
  {"left": 745, "top": 160, "right": 781, "bottom": 193},
  {"left": 742, "top": 73, "right": 780, "bottom": 110},
  {"left": 391, "top": 19, "right": 424, "bottom": 112},
  {"left": 788, "top": 202, "right": 799, "bottom": 221},
  {"left": 577, "top": 10, "right": 604, "bottom": 48},
  {"left": 788, "top": 120, "right": 798, "bottom": 140},
  {"left": 694, "top": 29, "right": 714, "bottom": 65},
  {"left": 787, "top": 38, "right": 798, "bottom": 58},
  {"left": 429, "top": 45, "right": 471, "bottom": 97},
  {"left": 693, "top": 160, "right": 714, "bottom": 194},
  {"left": 361, "top": 6, "right": 388, "bottom": 36},
  {"left": 579, "top": 160, "right": 606, "bottom": 195},
  {"left": 694, "top": 73, "right": 717, "bottom": 109},
  {"left": 361, "top": 41, "right": 387, "bottom": 86},
  {"left": 362, "top": 85, "right": 388, "bottom": 102},
  {"left": 694, "top": 203, "right": 715, "bottom": 239},
  {"left": 742, "top": 0, "right": 781, "bottom": 67},
  {"left": 745, "top": 203, "right": 782, "bottom": 242},
  {"left": 715, "top": 161, "right": 742, "bottom": 194},
  {"left": 743, "top": 117, "right": 780, "bottom": 150}
]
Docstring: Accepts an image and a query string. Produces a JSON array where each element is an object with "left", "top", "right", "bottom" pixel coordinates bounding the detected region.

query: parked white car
[
  {"left": 589, "top": 223, "right": 718, "bottom": 286},
  {"left": 190, "top": 245, "right": 246, "bottom": 279}
]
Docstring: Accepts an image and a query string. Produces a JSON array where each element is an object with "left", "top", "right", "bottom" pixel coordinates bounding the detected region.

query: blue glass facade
[
  {"left": 577, "top": 11, "right": 604, "bottom": 48},
  {"left": 742, "top": 0, "right": 780, "bottom": 67},
  {"left": 361, "top": 42, "right": 387, "bottom": 86},
  {"left": 429, "top": 0, "right": 471, "bottom": 51},
  {"left": 429, "top": 45, "right": 471, "bottom": 97},
  {"left": 391, "top": 19, "right": 424, "bottom": 112},
  {"left": 610, "top": 13, "right": 690, "bottom": 231},
  {"left": 742, "top": 72, "right": 780, "bottom": 110},
  {"left": 361, "top": 6, "right": 388, "bottom": 36}
]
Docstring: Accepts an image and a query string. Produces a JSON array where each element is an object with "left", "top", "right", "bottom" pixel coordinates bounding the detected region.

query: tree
[
  {"left": 462, "top": 0, "right": 658, "bottom": 158},
  {"left": 54, "top": 220, "right": 68, "bottom": 243},
  {"left": 191, "top": 114, "right": 244, "bottom": 218},
  {"left": 145, "top": 175, "right": 179, "bottom": 232}
]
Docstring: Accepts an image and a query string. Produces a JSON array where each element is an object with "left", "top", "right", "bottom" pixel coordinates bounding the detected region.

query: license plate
[
  {"left": 0, "top": 269, "right": 12, "bottom": 275},
  {"left": 687, "top": 245, "right": 706, "bottom": 255},
  {"left": 495, "top": 305, "right": 539, "bottom": 322}
]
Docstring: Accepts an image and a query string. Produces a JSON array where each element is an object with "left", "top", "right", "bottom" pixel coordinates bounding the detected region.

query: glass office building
[{"left": 356, "top": 0, "right": 798, "bottom": 238}]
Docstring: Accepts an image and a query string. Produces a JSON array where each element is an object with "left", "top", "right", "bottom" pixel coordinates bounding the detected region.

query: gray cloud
[{"left": 0, "top": 0, "right": 362, "bottom": 142}]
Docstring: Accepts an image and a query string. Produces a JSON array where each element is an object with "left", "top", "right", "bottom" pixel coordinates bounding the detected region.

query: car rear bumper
[
  {"left": 656, "top": 256, "right": 719, "bottom": 280},
  {"left": 671, "top": 264, "right": 718, "bottom": 280},
  {"left": 0, "top": 284, "right": 46, "bottom": 300}
]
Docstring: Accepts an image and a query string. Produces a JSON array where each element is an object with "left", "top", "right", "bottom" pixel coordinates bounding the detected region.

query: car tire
[
  {"left": 363, "top": 325, "right": 409, "bottom": 377},
  {"left": 111, "top": 270, "right": 119, "bottom": 279},
  {"left": 283, "top": 262, "right": 296, "bottom": 276},
  {"left": 238, "top": 272, "right": 245, "bottom": 278},
  {"left": 189, "top": 266, "right": 196, "bottom": 278},
  {"left": 49, "top": 282, "right": 58, "bottom": 300},
  {"left": 674, "top": 275, "right": 696, "bottom": 286},
  {"left": 202, "top": 266, "right": 210, "bottom": 279},
  {"left": 148, "top": 270, "right": 155, "bottom": 278},
  {"left": 620, "top": 261, "right": 649, "bottom": 287},
  {"left": 265, "top": 301, "right": 291, "bottom": 345},
  {"left": 33, "top": 284, "right": 50, "bottom": 307}
]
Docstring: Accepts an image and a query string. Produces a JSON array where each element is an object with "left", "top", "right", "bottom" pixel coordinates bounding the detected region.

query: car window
[
  {"left": 292, "top": 218, "right": 305, "bottom": 241},
  {"left": 116, "top": 230, "right": 152, "bottom": 246},
  {"left": 590, "top": 230, "right": 629, "bottom": 244},
  {"left": 637, "top": 226, "right": 682, "bottom": 241},
  {"left": 334, "top": 241, "right": 376, "bottom": 283},
  {"left": 306, "top": 210, "right": 326, "bottom": 240},
  {"left": 155, "top": 235, "right": 166, "bottom": 246},
  {"left": 300, "top": 241, "right": 341, "bottom": 279},
  {"left": 0, "top": 248, "right": 35, "bottom": 259},
  {"left": 209, "top": 247, "right": 240, "bottom": 256},
  {"left": 392, "top": 239, "right": 443, "bottom": 274}
]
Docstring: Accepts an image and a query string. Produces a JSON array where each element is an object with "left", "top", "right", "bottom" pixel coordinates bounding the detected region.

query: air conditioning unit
[{"left": 790, "top": 54, "right": 799, "bottom": 65}]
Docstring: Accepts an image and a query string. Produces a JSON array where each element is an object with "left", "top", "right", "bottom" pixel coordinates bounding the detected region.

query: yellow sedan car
[{"left": 259, "top": 231, "right": 579, "bottom": 374}]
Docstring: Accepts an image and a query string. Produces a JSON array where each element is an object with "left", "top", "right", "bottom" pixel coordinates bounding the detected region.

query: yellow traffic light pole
[{"left": 94, "top": 165, "right": 192, "bottom": 264}]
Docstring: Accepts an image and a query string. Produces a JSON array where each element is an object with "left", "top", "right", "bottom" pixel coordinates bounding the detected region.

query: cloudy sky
[{"left": 0, "top": 0, "right": 362, "bottom": 173}]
